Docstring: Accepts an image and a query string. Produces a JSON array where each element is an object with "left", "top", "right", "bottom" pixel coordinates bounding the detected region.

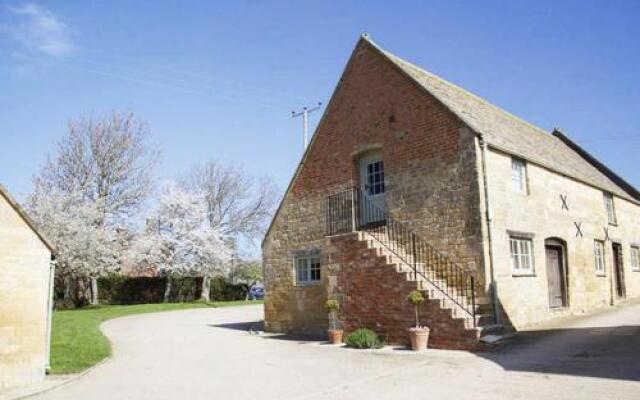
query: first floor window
[
  {"left": 603, "top": 193, "right": 617, "bottom": 225},
  {"left": 510, "top": 237, "right": 534, "bottom": 274},
  {"left": 295, "top": 254, "right": 321, "bottom": 285},
  {"left": 631, "top": 246, "right": 640, "bottom": 272},
  {"left": 594, "top": 240, "right": 606, "bottom": 275},
  {"left": 511, "top": 158, "right": 528, "bottom": 194}
]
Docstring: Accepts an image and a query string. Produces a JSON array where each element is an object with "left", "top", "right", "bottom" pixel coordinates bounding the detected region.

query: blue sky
[{"left": 1, "top": 1, "right": 639, "bottom": 201}]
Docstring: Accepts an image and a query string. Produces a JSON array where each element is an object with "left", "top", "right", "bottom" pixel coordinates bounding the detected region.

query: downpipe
[
  {"left": 479, "top": 137, "right": 499, "bottom": 326},
  {"left": 45, "top": 256, "right": 56, "bottom": 374}
]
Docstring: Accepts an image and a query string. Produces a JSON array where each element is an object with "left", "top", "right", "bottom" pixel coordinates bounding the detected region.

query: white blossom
[
  {"left": 128, "top": 182, "right": 231, "bottom": 279},
  {"left": 27, "top": 186, "right": 120, "bottom": 279}
]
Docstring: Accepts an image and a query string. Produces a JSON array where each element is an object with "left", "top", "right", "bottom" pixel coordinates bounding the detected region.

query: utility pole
[{"left": 292, "top": 102, "right": 322, "bottom": 150}]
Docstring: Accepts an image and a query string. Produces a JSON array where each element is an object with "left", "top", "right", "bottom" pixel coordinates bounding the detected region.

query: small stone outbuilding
[
  {"left": 0, "top": 185, "right": 55, "bottom": 390},
  {"left": 262, "top": 35, "right": 640, "bottom": 349}
]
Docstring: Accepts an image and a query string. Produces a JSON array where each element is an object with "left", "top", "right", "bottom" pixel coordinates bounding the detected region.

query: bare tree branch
[
  {"left": 35, "top": 112, "right": 160, "bottom": 226},
  {"left": 181, "top": 161, "right": 279, "bottom": 243}
]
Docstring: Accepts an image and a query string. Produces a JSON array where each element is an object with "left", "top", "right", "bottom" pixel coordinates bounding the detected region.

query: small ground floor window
[
  {"left": 510, "top": 236, "right": 534, "bottom": 275},
  {"left": 295, "top": 254, "right": 321, "bottom": 285}
]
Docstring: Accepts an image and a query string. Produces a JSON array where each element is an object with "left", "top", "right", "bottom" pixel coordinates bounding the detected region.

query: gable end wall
[
  {"left": 262, "top": 40, "right": 486, "bottom": 335},
  {"left": 0, "top": 194, "right": 51, "bottom": 389}
]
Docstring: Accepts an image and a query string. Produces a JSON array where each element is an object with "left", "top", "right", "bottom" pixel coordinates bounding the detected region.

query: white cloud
[{"left": 5, "top": 2, "right": 74, "bottom": 56}]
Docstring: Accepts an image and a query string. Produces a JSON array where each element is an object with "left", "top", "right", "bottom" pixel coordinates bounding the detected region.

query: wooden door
[
  {"left": 546, "top": 246, "right": 567, "bottom": 308},
  {"left": 359, "top": 153, "right": 385, "bottom": 225},
  {"left": 612, "top": 243, "right": 626, "bottom": 298}
]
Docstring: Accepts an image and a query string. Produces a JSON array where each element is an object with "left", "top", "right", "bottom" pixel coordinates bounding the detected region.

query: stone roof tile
[{"left": 367, "top": 38, "right": 638, "bottom": 202}]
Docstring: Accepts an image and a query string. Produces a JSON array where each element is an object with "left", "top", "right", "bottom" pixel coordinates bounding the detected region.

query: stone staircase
[
  {"left": 325, "top": 188, "right": 504, "bottom": 347},
  {"left": 357, "top": 230, "right": 499, "bottom": 336}
]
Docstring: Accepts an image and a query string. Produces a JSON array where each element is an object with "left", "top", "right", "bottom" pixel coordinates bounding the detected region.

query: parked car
[{"left": 248, "top": 285, "right": 265, "bottom": 300}]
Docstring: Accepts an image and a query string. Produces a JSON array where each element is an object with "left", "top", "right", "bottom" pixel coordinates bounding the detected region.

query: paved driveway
[{"left": 35, "top": 303, "right": 640, "bottom": 400}]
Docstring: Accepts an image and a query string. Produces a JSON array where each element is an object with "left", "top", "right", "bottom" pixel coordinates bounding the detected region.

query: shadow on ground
[
  {"left": 476, "top": 325, "right": 640, "bottom": 382},
  {"left": 209, "top": 320, "right": 264, "bottom": 332},
  {"left": 211, "top": 317, "right": 640, "bottom": 381},
  {"left": 210, "top": 320, "right": 325, "bottom": 342}
]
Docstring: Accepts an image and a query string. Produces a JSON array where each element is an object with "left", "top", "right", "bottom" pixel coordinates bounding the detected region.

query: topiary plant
[
  {"left": 407, "top": 290, "right": 425, "bottom": 328},
  {"left": 325, "top": 299, "right": 341, "bottom": 330},
  {"left": 345, "top": 328, "right": 381, "bottom": 349},
  {"left": 325, "top": 299, "right": 340, "bottom": 312}
]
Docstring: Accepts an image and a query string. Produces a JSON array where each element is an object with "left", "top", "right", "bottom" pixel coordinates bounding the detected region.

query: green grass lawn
[{"left": 51, "top": 300, "right": 262, "bottom": 374}]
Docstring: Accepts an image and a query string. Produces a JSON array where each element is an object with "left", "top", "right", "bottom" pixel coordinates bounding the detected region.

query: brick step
[
  {"left": 478, "top": 324, "right": 510, "bottom": 337},
  {"left": 406, "top": 277, "right": 481, "bottom": 318},
  {"left": 371, "top": 245, "right": 469, "bottom": 279},
  {"left": 474, "top": 296, "right": 492, "bottom": 306},
  {"left": 475, "top": 301, "right": 494, "bottom": 315},
  {"left": 359, "top": 230, "right": 495, "bottom": 335},
  {"left": 367, "top": 238, "right": 462, "bottom": 273},
  {"left": 475, "top": 313, "right": 495, "bottom": 326},
  {"left": 413, "top": 277, "right": 481, "bottom": 323},
  {"left": 368, "top": 241, "right": 476, "bottom": 293},
  {"left": 419, "top": 291, "right": 481, "bottom": 330},
  {"left": 368, "top": 248, "right": 477, "bottom": 314},
  {"left": 413, "top": 273, "right": 492, "bottom": 331},
  {"left": 402, "top": 268, "right": 475, "bottom": 307},
  {"left": 422, "top": 286, "right": 495, "bottom": 329}
]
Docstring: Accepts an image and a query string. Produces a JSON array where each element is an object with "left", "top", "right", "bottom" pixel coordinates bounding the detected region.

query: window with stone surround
[
  {"left": 603, "top": 193, "right": 617, "bottom": 225},
  {"left": 294, "top": 253, "right": 321, "bottom": 285},
  {"left": 631, "top": 246, "right": 640, "bottom": 272},
  {"left": 594, "top": 240, "right": 606, "bottom": 275},
  {"left": 510, "top": 236, "right": 534, "bottom": 275},
  {"left": 511, "top": 158, "right": 528, "bottom": 194}
]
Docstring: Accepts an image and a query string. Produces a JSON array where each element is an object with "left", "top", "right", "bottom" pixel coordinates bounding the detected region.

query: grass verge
[{"left": 51, "top": 300, "right": 262, "bottom": 374}]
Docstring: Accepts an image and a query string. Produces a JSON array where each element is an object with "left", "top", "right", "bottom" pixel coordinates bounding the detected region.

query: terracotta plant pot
[
  {"left": 328, "top": 329, "right": 344, "bottom": 344},
  {"left": 407, "top": 327, "right": 430, "bottom": 351}
]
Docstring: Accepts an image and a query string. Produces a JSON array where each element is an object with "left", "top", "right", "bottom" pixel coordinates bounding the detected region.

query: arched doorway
[{"left": 545, "top": 238, "right": 569, "bottom": 308}]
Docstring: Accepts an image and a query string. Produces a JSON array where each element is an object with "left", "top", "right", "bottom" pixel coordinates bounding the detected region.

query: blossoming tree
[{"left": 129, "top": 183, "right": 231, "bottom": 301}]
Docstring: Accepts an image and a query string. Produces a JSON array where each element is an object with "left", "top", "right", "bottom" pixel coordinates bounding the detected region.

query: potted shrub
[
  {"left": 325, "top": 299, "right": 343, "bottom": 344},
  {"left": 407, "top": 290, "right": 430, "bottom": 351}
]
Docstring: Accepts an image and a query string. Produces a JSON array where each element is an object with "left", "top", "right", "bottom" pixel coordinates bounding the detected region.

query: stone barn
[
  {"left": 261, "top": 35, "right": 640, "bottom": 349},
  {"left": 0, "top": 184, "right": 55, "bottom": 390}
]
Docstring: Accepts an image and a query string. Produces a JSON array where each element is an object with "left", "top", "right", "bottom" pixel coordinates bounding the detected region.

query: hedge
[
  {"left": 209, "top": 277, "right": 248, "bottom": 301},
  {"left": 97, "top": 275, "right": 248, "bottom": 305}
]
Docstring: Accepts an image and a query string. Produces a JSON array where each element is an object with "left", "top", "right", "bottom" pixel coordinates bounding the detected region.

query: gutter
[
  {"left": 479, "top": 137, "right": 499, "bottom": 325},
  {"left": 45, "top": 256, "right": 56, "bottom": 374}
]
